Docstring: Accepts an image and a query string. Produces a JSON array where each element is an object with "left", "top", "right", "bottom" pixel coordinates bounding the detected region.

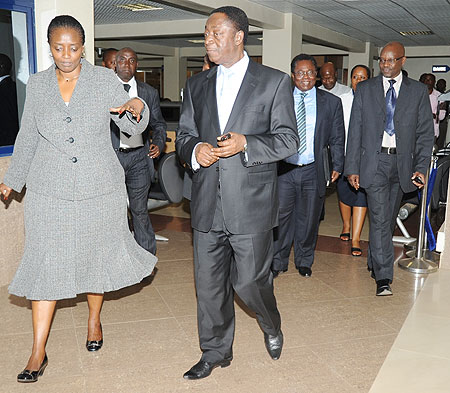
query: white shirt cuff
[{"left": 191, "top": 142, "right": 202, "bottom": 172}]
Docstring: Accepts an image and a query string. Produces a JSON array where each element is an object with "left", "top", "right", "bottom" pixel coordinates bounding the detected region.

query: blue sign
[{"left": 432, "top": 65, "right": 450, "bottom": 73}]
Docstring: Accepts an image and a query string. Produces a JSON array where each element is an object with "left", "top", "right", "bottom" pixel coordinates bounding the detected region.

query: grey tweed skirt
[{"left": 9, "top": 190, "right": 157, "bottom": 300}]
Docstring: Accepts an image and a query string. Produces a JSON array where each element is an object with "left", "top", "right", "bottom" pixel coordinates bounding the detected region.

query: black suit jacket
[
  {"left": 111, "top": 80, "right": 167, "bottom": 178},
  {"left": 344, "top": 75, "right": 434, "bottom": 193},
  {"left": 176, "top": 59, "right": 299, "bottom": 234},
  {"left": 0, "top": 76, "right": 19, "bottom": 146},
  {"left": 311, "top": 88, "right": 345, "bottom": 197}
]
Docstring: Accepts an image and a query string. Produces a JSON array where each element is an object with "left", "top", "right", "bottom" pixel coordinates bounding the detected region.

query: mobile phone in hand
[
  {"left": 219, "top": 133, "right": 231, "bottom": 142},
  {"left": 412, "top": 175, "right": 424, "bottom": 185}
]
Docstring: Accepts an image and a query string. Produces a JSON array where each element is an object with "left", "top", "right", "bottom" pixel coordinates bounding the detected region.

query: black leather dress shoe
[
  {"left": 86, "top": 339, "right": 103, "bottom": 352},
  {"left": 298, "top": 267, "right": 312, "bottom": 277},
  {"left": 17, "top": 354, "right": 48, "bottom": 383},
  {"left": 376, "top": 279, "right": 393, "bottom": 296},
  {"left": 264, "top": 331, "right": 283, "bottom": 360},
  {"left": 183, "top": 358, "right": 231, "bottom": 380},
  {"left": 272, "top": 269, "right": 287, "bottom": 278}
]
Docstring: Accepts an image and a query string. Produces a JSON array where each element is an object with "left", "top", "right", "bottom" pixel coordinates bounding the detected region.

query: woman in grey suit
[{"left": 0, "top": 16, "right": 156, "bottom": 383}]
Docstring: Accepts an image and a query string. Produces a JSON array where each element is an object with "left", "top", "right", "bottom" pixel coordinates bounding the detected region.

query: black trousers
[
  {"left": 365, "top": 153, "right": 404, "bottom": 283},
  {"left": 117, "top": 147, "right": 156, "bottom": 255},
  {"left": 272, "top": 162, "right": 324, "bottom": 271},
  {"left": 193, "top": 192, "right": 281, "bottom": 363}
]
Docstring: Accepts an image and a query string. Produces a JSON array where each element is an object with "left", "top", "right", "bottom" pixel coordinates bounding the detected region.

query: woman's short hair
[
  {"left": 47, "top": 15, "right": 85, "bottom": 45},
  {"left": 351, "top": 64, "right": 371, "bottom": 79}
]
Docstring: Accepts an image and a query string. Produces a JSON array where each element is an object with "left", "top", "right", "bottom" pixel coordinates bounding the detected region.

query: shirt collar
[
  {"left": 294, "top": 86, "right": 315, "bottom": 97},
  {"left": 383, "top": 71, "right": 402, "bottom": 86},
  {"left": 217, "top": 51, "right": 249, "bottom": 79},
  {"left": 117, "top": 75, "right": 137, "bottom": 89}
]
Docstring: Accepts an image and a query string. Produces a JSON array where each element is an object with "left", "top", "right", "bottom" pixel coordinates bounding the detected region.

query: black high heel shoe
[
  {"left": 17, "top": 354, "right": 48, "bottom": 383},
  {"left": 86, "top": 324, "right": 103, "bottom": 352}
]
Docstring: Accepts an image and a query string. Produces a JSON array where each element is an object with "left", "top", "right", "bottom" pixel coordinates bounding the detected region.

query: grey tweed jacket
[{"left": 3, "top": 59, "right": 149, "bottom": 200}]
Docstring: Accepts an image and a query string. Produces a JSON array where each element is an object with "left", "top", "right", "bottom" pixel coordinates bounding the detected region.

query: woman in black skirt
[{"left": 337, "top": 65, "right": 371, "bottom": 256}]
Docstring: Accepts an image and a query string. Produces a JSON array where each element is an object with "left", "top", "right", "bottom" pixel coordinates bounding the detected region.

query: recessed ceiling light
[
  {"left": 187, "top": 39, "right": 205, "bottom": 44},
  {"left": 399, "top": 30, "right": 434, "bottom": 36},
  {"left": 116, "top": 3, "right": 163, "bottom": 12}
]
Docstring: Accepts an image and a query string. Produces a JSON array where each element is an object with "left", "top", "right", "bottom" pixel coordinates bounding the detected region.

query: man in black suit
[
  {"left": 111, "top": 47, "right": 166, "bottom": 255},
  {"left": 272, "top": 54, "right": 345, "bottom": 278},
  {"left": 0, "top": 53, "right": 19, "bottom": 146},
  {"left": 345, "top": 42, "right": 434, "bottom": 296},
  {"left": 176, "top": 6, "right": 298, "bottom": 380}
]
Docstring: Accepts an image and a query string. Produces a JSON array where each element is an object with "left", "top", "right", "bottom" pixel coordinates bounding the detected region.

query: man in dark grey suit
[
  {"left": 345, "top": 42, "right": 434, "bottom": 296},
  {"left": 176, "top": 6, "right": 298, "bottom": 380},
  {"left": 111, "top": 47, "right": 166, "bottom": 255},
  {"left": 272, "top": 54, "right": 345, "bottom": 278}
]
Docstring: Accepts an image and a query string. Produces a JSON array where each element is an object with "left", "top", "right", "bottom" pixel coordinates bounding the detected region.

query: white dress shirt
[
  {"left": 191, "top": 52, "right": 250, "bottom": 170},
  {"left": 117, "top": 76, "right": 144, "bottom": 148},
  {"left": 382, "top": 72, "right": 402, "bottom": 148},
  {"left": 340, "top": 90, "right": 354, "bottom": 154},
  {"left": 319, "top": 81, "right": 351, "bottom": 97},
  {"left": 429, "top": 88, "right": 446, "bottom": 137}
]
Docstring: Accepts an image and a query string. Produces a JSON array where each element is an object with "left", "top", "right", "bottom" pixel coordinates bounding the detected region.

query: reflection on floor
[{"left": 0, "top": 190, "right": 431, "bottom": 393}]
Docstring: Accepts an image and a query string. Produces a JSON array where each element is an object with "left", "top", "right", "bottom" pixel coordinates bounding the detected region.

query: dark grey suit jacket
[
  {"left": 111, "top": 80, "right": 167, "bottom": 179},
  {"left": 344, "top": 75, "right": 434, "bottom": 193},
  {"left": 176, "top": 60, "right": 299, "bottom": 234},
  {"left": 311, "top": 88, "right": 345, "bottom": 197}
]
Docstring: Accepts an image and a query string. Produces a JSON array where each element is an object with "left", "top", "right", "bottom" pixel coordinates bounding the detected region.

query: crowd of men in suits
[{"left": 15, "top": 5, "right": 431, "bottom": 380}]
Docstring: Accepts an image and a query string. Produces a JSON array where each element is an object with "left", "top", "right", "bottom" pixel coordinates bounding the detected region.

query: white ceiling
[{"left": 94, "top": 0, "right": 450, "bottom": 47}]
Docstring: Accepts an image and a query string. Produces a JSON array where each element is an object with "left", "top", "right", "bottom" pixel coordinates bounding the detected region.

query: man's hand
[
  {"left": 148, "top": 144, "right": 160, "bottom": 158},
  {"left": 212, "top": 132, "right": 247, "bottom": 158},
  {"left": 331, "top": 171, "right": 340, "bottom": 183},
  {"left": 411, "top": 171, "right": 425, "bottom": 189},
  {"left": 348, "top": 174, "right": 360, "bottom": 190},
  {"left": 195, "top": 143, "right": 219, "bottom": 167}
]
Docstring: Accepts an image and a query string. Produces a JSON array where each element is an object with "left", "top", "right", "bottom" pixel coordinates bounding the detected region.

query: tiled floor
[{"left": 0, "top": 191, "right": 429, "bottom": 392}]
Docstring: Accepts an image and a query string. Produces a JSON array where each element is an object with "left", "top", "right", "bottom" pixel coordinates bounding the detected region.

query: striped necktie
[
  {"left": 297, "top": 92, "right": 307, "bottom": 155},
  {"left": 385, "top": 79, "right": 396, "bottom": 136}
]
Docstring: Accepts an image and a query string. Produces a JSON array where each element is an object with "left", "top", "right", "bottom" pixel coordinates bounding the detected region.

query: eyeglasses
[
  {"left": 378, "top": 56, "right": 404, "bottom": 65},
  {"left": 293, "top": 70, "right": 316, "bottom": 78}
]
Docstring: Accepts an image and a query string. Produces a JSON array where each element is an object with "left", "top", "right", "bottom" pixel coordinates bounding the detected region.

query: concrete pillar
[
  {"left": 348, "top": 42, "right": 378, "bottom": 79},
  {"left": 262, "top": 13, "right": 303, "bottom": 75},
  {"left": 163, "top": 48, "right": 187, "bottom": 101},
  {"left": 35, "top": 0, "right": 95, "bottom": 71}
]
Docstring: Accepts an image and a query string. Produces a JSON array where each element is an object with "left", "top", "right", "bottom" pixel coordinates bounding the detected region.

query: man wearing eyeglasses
[
  {"left": 271, "top": 54, "right": 345, "bottom": 279},
  {"left": 345, "top": 42, "right": 434, "bottom": 296}
]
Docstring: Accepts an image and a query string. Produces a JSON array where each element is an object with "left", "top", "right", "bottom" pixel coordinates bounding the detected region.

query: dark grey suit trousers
[
  {"left": 193, "top": 191, "right": 281, "bottom": 363},
  {"left": 116, "top": 147, "right": 156, "bottom": 255},
  {"left": 273, "top": 162, "right": 324, "bottom": 270},
  {"left": 365, "top": 153, "right": 404, "bottom": 282}
]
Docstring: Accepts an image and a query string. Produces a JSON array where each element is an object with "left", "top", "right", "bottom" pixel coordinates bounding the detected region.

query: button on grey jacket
[{"left": 3, "top": 59, "right": 149, "bottom": 200}]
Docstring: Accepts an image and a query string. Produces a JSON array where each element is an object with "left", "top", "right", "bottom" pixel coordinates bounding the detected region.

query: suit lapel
[
  {"left": 395, "top": 75, "right": 409, "bottom": 119},
  {"left": 204, "top": 67, "right": 221, "bottom": 136},
  {"left": 224, "top": 60, "right": 258, "bottom": 133},
  {"left": 46, "top": 65, "right": 70, "bottom": 115},
  {"left": 374, "top": 75, "right": 386, "bottom": 115}
]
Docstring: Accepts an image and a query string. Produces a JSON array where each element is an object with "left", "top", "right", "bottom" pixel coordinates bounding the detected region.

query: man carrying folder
[{"left": 272, "top": 53, "right": 345, "bottom": 278}]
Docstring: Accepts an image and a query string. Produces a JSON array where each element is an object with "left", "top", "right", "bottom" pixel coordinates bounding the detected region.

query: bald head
[
  {"left": 115, "top": 47, "right": 138, "bottom": 82},
  {"left": 320, "top": 62, "right": 337, "bottom": 90},
  {"left": 379, "top": 41, "right": 406, "bottom": 79}
]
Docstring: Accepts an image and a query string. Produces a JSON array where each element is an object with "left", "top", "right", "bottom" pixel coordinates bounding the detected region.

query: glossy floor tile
[{"left": 0, "top": 189, "right": 437, "bottom": 393}]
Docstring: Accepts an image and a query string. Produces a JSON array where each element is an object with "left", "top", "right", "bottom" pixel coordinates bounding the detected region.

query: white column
[
  {"left": 163, "top": 48, "right": 187, "bottom": 101},
  {"left": 262, "top": 13, "right": 303, "bottom": 74},
  {"left": 35, "top": 0, "right": 94, "bottom": 71},
  {"left": 348, "top": 42, "right": 378, "bottom": 78}
]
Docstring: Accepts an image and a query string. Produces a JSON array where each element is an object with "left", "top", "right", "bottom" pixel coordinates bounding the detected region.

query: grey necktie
[
  {"left": 123, "top": 83, "right": 131, "bottom": 93},
  {"left": 385, "top": 80, "right": 396, "bottom": 136},
  {"left": 297, "top": 92, "right": 307, "bottom": 155}
]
